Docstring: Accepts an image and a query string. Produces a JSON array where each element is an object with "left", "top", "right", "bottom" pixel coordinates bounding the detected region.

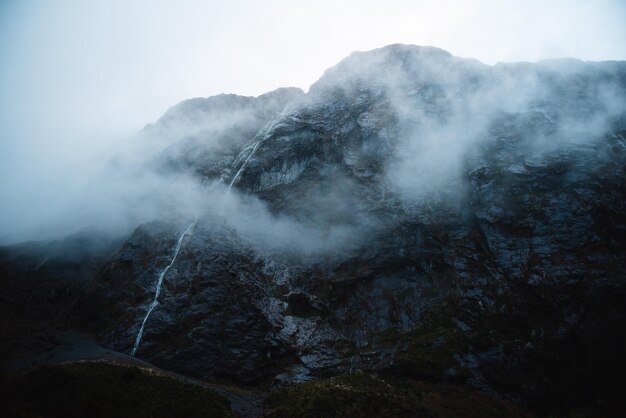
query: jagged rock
[{"left": 4, "top": 45, "right": 625, "bottom": 416}]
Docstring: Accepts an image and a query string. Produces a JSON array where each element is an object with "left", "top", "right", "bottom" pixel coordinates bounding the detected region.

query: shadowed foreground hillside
[
  {"left": 1, "top": 44, "right": 625, "bottom": 417},
  {"left": 0, "top": 362, "right": 233, "bottom": 418}
]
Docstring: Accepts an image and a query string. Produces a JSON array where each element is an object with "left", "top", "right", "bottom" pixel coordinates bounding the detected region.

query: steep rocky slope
[{"left": 3, "top": 45, "right": 626, "bottom": 417}]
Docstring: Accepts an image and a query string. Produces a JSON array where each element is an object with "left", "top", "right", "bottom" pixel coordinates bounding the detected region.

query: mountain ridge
[{"left": 2, "top": 44, "right": 626, "bottom": 417}]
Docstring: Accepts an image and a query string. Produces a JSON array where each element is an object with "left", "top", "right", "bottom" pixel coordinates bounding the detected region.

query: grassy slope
[
  {"left": 0, "top": 362, "right": 233, "bottom": 418},
  {"left": 264, "top": 373, "right": 531, "bottom": 418}
]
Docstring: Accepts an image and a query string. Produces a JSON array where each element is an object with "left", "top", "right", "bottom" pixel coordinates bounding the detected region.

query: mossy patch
[
  {"left": 0, "top": 361, "right": 233, "bottom": 418},
  {"left": 376, "top": 315, "right": 470, "bottom": 383},
  {"left": 264, "top": 373, "right": 530, "bottom": 418},
  {"left": 264, "top": 373, "right": 431, "bottom": 417}
]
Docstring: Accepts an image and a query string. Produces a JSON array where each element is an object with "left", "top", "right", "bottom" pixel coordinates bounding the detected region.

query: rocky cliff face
[{"left": 5, "top": 45, "right": 626, "bottom": 416}]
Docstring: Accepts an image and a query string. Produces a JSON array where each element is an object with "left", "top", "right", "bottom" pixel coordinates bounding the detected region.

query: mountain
[{"left": 2, "top": 44, "right": 626, "bottom": 417}]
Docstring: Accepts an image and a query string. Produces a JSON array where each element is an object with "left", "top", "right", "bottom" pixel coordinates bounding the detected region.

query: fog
[{"left": 1, "top": 0, "right": 626, "bottom": 245}]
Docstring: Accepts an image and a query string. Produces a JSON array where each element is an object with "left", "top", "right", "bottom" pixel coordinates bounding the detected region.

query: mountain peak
[
  {"left": 309, "top": 44, "right": 484, "bottom": 94},
  {"left": 4, "top": 44, "right": 626, "bottom": 418}
]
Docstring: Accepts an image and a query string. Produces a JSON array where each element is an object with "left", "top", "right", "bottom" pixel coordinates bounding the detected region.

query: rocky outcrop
[
  {"left": 147, "top": 87, "right": 305, "bottom": 181},
  {"left": 53, "top": 45, "right": 626, "bottom": 415}
]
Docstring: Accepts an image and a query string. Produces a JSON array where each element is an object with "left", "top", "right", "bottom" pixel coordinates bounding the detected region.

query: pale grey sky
[{"left": 0, "top": 0, "right": 625, "bottom": 242}]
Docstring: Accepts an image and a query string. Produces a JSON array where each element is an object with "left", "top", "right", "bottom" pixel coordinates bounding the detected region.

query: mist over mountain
[{"left": 2, "top": 44, "right": 626, "bottom": 417}]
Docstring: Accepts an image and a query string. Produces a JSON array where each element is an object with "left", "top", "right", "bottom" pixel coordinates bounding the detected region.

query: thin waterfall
[
  {"left": 35, "top": 241, "right": 62, "bottom": 271},
  {"left": 131, "top": 110, "right": 284, "bottom": 355},
  {"left": 130, "top": 222, "right": 195, "bottom": 356},
  {"left": 226, "top": 112, "right": 283, "bottom": 195}
]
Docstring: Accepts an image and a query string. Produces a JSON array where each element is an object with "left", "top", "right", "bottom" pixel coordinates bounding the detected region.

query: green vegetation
[
  {"left": 264, "top": 373, "right": 530, "bottom": 417},
  {"left": 1, "top": 361, "right": 233, "bottom": 418},
  {"left": 376, "top": 316, "right": 470, "bottom": 383},
  {"left": 265, "top": 373, "right": 430, "bottom": 417}
]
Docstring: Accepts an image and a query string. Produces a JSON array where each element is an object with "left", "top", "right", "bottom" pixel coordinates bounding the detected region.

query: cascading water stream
[
  {"left": 130, "top": 222, "right": 195, "bottom": 356},
  {"left": 225, "top": 112, "right": 283, "bottom": 196},
  {"left": 35, "top": 241, "right": 63, "bottom": 271},
  {"left": 131, "top": 110, "right": 284, "bottom": 356}
]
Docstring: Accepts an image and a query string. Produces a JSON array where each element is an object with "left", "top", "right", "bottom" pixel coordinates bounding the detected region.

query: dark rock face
[
  {"left": 77, "top": 221, "right": 302, "bottom": 384},
  {"left": 0, "top": 230, "right": 125, "bottom": 364},
  {"left": 18, "top": 45, "right": 626, "bottom": 415},
  {"left": 0, "top": 230, "right": 125, "bottom": 324},
  {"left": 147, "top": 87, "right": 305, "bottom": 181}
]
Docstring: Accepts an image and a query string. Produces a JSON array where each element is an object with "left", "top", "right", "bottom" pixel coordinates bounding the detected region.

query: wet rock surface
[{"left": 3, "top": 45, "right": 626, "bottom": 416}]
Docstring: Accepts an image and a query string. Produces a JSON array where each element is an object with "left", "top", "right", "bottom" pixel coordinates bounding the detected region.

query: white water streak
[
  {"left": 131, "top": 222, "right": 194, "bottom": 356},
  {"left": 219, "top": 112, "right": 283, "bottom": 216},
  {"left": 35, "top": 241, "right": 62, "bottom": 271},
  {"left": 227, "top": 112, "right": 283, "bottom": 193},
  {"left": 131, "top": 110, "right": 285, "bottom": 355}
]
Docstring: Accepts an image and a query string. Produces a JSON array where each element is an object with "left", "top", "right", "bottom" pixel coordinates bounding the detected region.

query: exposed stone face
[
  {"left": 147, "top": 87, "right": 306, "bottom": 181},
  {"left": 4, "top": 45, "right": 625, "bottom": 415}
]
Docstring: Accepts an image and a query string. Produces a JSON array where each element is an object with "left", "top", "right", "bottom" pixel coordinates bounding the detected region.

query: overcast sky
[{"left": 1, "top": 0, "right": 625, "bottom": 243}]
